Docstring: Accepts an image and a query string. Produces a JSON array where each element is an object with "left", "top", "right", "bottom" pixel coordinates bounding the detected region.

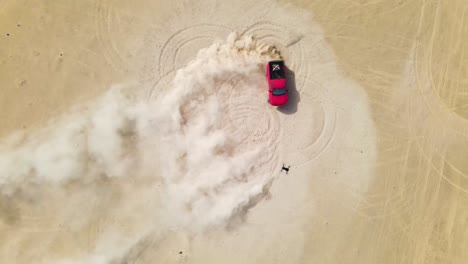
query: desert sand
[{"left": 1, "top": 0, "right": 468, "bottom": 263}]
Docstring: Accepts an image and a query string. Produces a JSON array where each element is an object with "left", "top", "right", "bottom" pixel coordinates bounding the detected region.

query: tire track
[
  {"left": 153, "top": 22, "right": 337, "bottom": 170},
  {"left": 218, "top": 75, "right": 281, "bottom": 176},
  {"left": 242, "top": 22, "right": 340, "bottom": 166},
  {"left": 172, "top": 35, "right": 220, "bottom": 70},
  {"left": 285, "top": 101, "right": 337, "bottom": 167},
  {"left": 158, "top": 24, "right": 232, "bottom": 77},
  {"left": 154, "top": 30, "right": 283, "bottom": 193},
  {"left": 94, "top": 0, "right": 124, "bottom": 72},
  {"left": 411, "top": 3, "right": 468, "bottom": 195},
  {"left": 94, "top": 0, "right": 135, "bottom": 73},
  {"left": 146, "top": 24, "right": 232, "bottom": 100}
]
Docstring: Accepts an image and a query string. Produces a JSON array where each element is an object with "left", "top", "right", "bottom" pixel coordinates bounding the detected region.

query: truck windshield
[{"left": 272, "top": 88, "right": 287, "bottom": 96}]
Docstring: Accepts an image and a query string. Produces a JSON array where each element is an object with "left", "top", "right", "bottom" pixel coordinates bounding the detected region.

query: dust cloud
[
  {"left": 154, "top": 32, "right": 282, "bottom": 230},
  {"left": 0, "top": 33, "right": 283, "bottom": 263}
]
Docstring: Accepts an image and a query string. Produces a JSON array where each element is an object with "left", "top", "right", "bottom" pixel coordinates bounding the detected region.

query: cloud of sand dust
[
  {"left": 0, "top": 87, "right": 139, "bottom": 194},
  {"left": 0, "top": 33, "right": 282, "bottom": 262},
  {"left": 147, "top": 32, "right": 282, "bottom": 230}
]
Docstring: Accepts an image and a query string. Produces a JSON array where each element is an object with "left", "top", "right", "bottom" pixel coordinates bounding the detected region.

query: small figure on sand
[{"left": 281, "top": 164, "right": 290, "bottom": 174}]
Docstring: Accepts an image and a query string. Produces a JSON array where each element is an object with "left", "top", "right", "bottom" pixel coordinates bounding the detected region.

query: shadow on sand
[{"left": 277, "top": 67, "right": 300, "bottom": 114}]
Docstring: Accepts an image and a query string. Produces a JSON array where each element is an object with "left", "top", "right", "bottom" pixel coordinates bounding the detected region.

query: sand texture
[{"left": 1, "top": 0, "right": 468, "bottom": 263}]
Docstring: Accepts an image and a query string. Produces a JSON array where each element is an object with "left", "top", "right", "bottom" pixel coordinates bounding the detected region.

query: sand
[{"left": 1, "top": 0, "right": 468, "bottom": 263}]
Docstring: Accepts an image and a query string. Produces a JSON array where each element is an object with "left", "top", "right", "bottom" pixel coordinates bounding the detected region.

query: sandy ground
[{"left": 1, "top": 0, "right": 468, "bottom": 263}]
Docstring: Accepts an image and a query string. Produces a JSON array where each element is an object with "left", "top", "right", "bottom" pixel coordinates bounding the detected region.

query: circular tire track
[
  {"left": 147, "top": 24, "right": 232, "bottom": 100},
  {"left": 147, "top": 71, "right": 174, "bottom": 102},
  {"left": 219, "top": 76, "right": 281, "bottom": 145},
  {"left": 158, "top": 24, "right": 232, "bottom": 77},
  {"left": 94, "top": 0, "right": 140, "bottom": 73},
  {"left": 412, "top": 43, "right": 468, "bottom": 194},
  {"left": 147, "top": 23, "right": 230, "bottom": 101},
  {"left": 217, "top": 75, "right": 282, "bottom": 174},
  {"left": 94, "top": 0, "right": 126, "bottom": 72},
  {"left": 243, "top": 21, "right": 337, "bottom": 166},
  {"left": 153, "top": 21, "right": 337, "bottom": 170},
  {"left": 154, "top": 23, "right": 283, "bottom": 176},
  {"left": 282, "top": 92, "right": 337, "bottom": 166}
]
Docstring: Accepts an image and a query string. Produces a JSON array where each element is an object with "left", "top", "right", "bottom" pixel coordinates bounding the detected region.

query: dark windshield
[
  {"left": 272, "top": 88, "right": 287, "bottom": 96},
  {"left": 269, "top": 61, "right": 285, "bottom": 79}
]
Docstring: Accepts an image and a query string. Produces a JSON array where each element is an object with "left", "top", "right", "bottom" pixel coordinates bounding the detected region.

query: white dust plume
[
  {"left": 0, "top": 32, "right": 282, "bottom": 263},
  {"left": 150, "top": 32, "right": 282, "bottom": 230}
]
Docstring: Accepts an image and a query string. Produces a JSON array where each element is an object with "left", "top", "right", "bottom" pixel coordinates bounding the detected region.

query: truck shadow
[{"left": 277, "top": 67, "right": 300, "bottom": 114}]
